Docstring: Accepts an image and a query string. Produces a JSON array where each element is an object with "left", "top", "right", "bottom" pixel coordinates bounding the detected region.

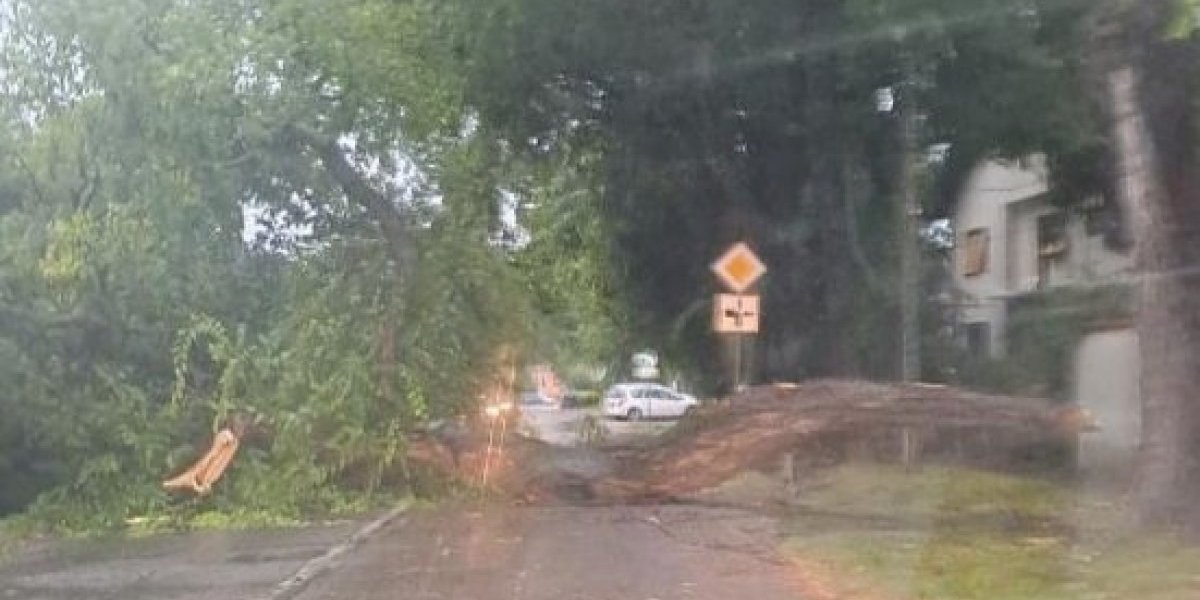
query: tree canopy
[
  {"left": 0, "top": 0, "right": 1157, "bottom": 528},
  {"left": 464, "top": 0, "right": 1106, "bottom": 384},
  {"left": 0, "top": 0, "right": 532, "bottom": 524}
]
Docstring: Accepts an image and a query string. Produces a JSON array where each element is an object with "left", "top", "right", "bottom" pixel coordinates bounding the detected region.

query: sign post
[
  {"left": 712, "top": 293, "right": 759, "bottom": 390},
  {"left": 710, "top": 243, "right": 766, "bottom": 391}
]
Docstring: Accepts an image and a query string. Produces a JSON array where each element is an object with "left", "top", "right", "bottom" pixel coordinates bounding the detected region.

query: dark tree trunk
[
  {"left": 798, "top": 2, "right": 856, "bottom": 377},
  {"left": 1107, "top": 17, "right": 1200, "bottom": 526}
]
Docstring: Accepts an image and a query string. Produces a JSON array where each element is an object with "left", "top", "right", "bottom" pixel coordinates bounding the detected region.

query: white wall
[
  {"left": 951, "top": 158, "right": 1141, "bottom": 481},
  {"left": 952, "top": 157, "right": 1049, "bottom": 355},
  {"left": 1004, "top": 197, "right": 1055, "bottom": 293},
  {"left": 951, "top": 156, "right": 1134, "bottom": 356},
  {"left": 1006, "top": 203, "right": 1133, "bottom": 292},
  {"left": 1073, "top": 329, "right": 1140, "bottom": 478},
  {"left": 953, "top": 157, "right": 1050, "bottom": 298}
]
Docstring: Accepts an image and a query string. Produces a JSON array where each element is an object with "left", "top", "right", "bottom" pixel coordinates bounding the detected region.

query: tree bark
[
  {"left": 1108, "top": 64, "right": 1200, "bottom": 527},
  {"left": 798, "top": 1, "right": 856, "bottom": 377}
]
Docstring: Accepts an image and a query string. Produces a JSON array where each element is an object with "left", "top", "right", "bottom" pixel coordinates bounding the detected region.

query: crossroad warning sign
[{"left": 713, "top": 293, "right": 760, "bottom": 334}]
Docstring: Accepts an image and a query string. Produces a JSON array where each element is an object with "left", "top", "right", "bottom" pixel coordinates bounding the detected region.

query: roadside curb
[{"left": 261, "top": 504, "right": 409, "bottom": 600}]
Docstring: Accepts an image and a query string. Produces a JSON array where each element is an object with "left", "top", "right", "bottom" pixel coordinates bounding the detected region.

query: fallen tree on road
[{"left": 410, "top": 380, "right": 1091, "bottom": 504}]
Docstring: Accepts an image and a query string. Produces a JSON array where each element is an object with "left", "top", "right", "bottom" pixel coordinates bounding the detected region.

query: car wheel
[{"left": 626, "top": 407, "right": 644, "bottom": 422}]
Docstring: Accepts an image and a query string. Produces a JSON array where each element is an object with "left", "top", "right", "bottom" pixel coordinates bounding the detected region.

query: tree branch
[
  {"left": 281, "top": 124, "right": 414, "bottom": 274},
  {"left": 73, "top": 141, "right": 100, "bottom": 211},
  {"left": 12, "top": 153, "right": 48, "bottom": 206}
]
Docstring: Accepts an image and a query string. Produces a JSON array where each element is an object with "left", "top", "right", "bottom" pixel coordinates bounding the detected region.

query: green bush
[{"left": 951, "top": 286, "right": 1130, "bottom": 400}]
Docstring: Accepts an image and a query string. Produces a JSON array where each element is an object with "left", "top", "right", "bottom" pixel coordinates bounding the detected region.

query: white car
[{"left": 602, "top": 383, "right": 698, "bottom": 421}]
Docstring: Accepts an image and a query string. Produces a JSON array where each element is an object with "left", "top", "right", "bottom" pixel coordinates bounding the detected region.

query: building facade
[{"left": 950, "top": 156, "right": 1140, "bottom": 476}]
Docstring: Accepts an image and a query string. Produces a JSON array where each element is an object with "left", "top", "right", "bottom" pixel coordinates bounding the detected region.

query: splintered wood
[{"left": 163, "top": 428, "right": 241, "bottom": 495}]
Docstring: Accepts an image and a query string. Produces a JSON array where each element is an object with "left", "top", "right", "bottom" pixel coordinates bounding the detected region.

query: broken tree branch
[{"left": 280, "top": 123, "right": 414, "bottom": 274}]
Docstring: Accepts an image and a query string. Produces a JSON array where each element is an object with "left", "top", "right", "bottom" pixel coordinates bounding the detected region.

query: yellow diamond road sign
[{"left": 711, "top": 242, "right": 766, "bottom": 293}]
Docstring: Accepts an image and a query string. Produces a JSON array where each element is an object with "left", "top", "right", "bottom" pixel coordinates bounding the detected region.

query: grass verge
[
  {"left": 782, "top": 463, "right": 1200, "bottom": 600},
  {"left": 0, "top": 517, "right": 22, "bottom": 562}
]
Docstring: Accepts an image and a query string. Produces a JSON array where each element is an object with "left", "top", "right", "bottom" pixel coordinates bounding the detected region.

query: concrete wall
[
  {"left": 1004, "top": 201, "right": 1133, "bottom": 292},
  {"left": 952, "top": 157, "right": 1050, "bottom": 356},
  {"left": 953, "top": 157, "right": 1050, "bottom": 299},
  {"left": 1004, "top": 197, "right": 1055, "bottom": 292},
  {"left": 951, "top": 156, "right": 1133, "bottom": 357},
  {"left": 951, "top": 157, "right": 1141, "bottom": 480},
  {"left": 1073, "top": 328, "right": 1141, "bottom": 478}
]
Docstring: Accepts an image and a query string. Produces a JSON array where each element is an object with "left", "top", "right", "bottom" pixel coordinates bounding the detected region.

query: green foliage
[
  {"left": 465, "top": 0, "right": 1104, "bottom": 390},
  {"left": 0, "top": 0, "right": 1143, "bottom": 533},
  {"left": 0, "top": 0, "right": 535, "bottom": 531},
  {"left": 1167, "top": 0, "right": 1200, "bottom": 39},
  {"left": 954, "top": 286, "right": 1131, "bottom": 400},
  {"left": 510, "top": 148, "right": 629, "bottom": 369}
]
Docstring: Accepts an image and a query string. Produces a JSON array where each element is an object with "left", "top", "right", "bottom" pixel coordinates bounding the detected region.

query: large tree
[
  {"left": 465, "top": 0, "right": 1101, "bottom": 389},
  {"left": 1100, "top": 0, "right": 1200, "bottom": 527},
  {"left": 0, "top": 0, "right": 534, "bottom": 524}
]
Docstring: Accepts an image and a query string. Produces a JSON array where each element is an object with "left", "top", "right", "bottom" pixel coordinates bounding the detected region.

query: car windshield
[{"left": 3, "top": 2, "right": 1199, "bottom": 599}]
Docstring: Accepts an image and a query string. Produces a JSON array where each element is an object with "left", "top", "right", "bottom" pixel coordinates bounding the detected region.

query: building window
[
  {"left": 1038, "top": 213, "right": 1068, "bottom": 258},
  {"left": 961, "top": 228, "right": 989, "bottom": 277},
  {"left": 964, "top": 322, "right": 991, "bottom": 358},
  {"left": 1037, "top": 212, "right": 1069, "bottom": 289},
  {"left": 1081, "top": 196, "right": 1107, "bottom": 237}
]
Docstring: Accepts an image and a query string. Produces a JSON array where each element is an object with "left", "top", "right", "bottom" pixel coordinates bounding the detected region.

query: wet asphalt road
[
  {"left": 295, "top": 504, "right": 802, "bottom": 600},
  {"left": 0, "top": 505, "right": 803, "bottom": 600},
  {"left": 1, "top": 413, "right": 802, "bottom": 600},
  {"left": 0, "top": 521, "right": 360, "bottom": 600}
]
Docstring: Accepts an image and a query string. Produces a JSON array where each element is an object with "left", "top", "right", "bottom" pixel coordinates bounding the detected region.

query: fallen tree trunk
[
  {"left": 409, "top": 380, "right": 1087, "bottom": 503},
  {"left": 594, "top": 380, "right": 1084, "bottom": 501}
]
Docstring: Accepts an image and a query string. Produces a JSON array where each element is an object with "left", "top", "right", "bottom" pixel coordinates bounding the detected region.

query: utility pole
[
  {"left": 897, "top": 85, "right": 922, "bottom": 383},
  {"left": 877, "top": 55, "right": 923, "bottom": 470},
  {"left": 877, "top": 59, "right": 923, "bottom": 383}
]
